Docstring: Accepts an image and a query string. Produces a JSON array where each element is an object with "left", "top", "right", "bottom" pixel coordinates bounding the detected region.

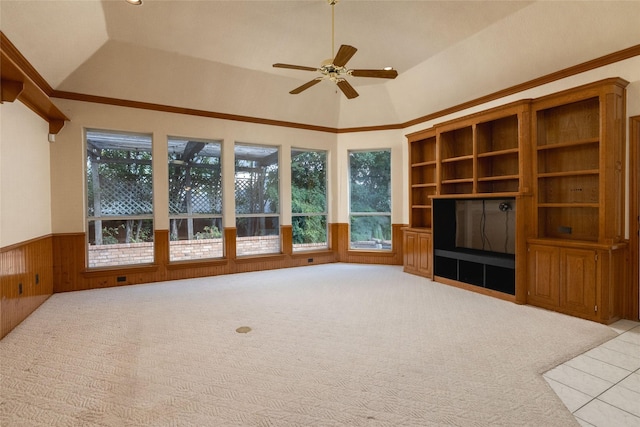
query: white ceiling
[
  {"left": 101, "top": 0, "right": 532, "bottom": 84},
  {"left": 2, "top": 1, "right": 639, "bottom": 129}
]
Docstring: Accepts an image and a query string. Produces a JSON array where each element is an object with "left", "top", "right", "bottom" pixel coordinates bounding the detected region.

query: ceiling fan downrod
[{"left": 330, "top": 0, "right": 337, "bottom": 59}]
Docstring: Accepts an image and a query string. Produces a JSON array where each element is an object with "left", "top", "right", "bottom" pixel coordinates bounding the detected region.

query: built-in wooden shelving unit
[
  {"left": 527, "top": 78, "right": 628, "bottom": 324},
  {"left": 405, "top": 79, "right": 628, "bottom": 323}
]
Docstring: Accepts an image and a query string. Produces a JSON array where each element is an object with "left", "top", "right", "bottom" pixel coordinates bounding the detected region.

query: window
[
  {"left": 348, "top": 150, "right": 391, "bottom": 250},
  {"left": 291, "top": 148, "right": 328, "bottom": 251},
  {"left": 235, "top": 144, "right": 280, "bottom": 256},
  {"left": 168, "top": 137, "right": 223, "bottom": 261},
  {"left": 86, "top": 129, "right": 154, "bottom": 267}
]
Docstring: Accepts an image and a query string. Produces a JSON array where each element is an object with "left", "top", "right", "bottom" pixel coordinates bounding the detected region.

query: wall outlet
[
  {"left": 117, "top": 276, "right": 126, "bottom": 282},
  {"left": 18, "top": 283, "right": 23, "bottom": 295},
  {"left": 35, "top": 273, "right": 39, "bottom": 285},
  {"left": 308, "top": 258, "right": 313, "bottom": 263}
]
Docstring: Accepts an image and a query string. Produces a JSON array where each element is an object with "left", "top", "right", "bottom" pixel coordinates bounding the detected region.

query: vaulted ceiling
[{"left": 2, "top": 1, "right": 639, "bottom": 129}]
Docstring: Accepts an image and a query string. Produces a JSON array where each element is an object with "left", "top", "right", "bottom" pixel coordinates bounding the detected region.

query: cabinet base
[{"left": 434, "top": 276, "right": 517, "bottom": 303}]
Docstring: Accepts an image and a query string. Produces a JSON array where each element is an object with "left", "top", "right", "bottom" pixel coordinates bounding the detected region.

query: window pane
[
  {"left": 87, "top": 219, "right": 154, "bottom": 267},
  {"left": 349, "top": 150, "right": 391, "bottom": 251},
  {"left": 292, "top": 148, "right": 328, "bottom": 251},
  {"left": 236, "top": 216, "right": 280, "bottom": 256},
  {"left": 292, "top": 214, "right": 328, "bottom": 251},
  {"left": 235, "top": 144, "right": 280, "bottom": 256},
  {"left": 168, "top": 138, "right": 222, "bottom": 215},
  {"left": 169, "top": 217, "right": 223, "bottom": 261},
  {"left": 291, "top": 149, "right": 327, "bottom": 214},
  {"left": 86, "top": 129, "right": 154, "bottom": 267},
  {"left": 350, "top": 215, "right": 392, "bottom": 250},
  {"left": 349, "top": 150, "right": 391, "bottom": 213},
  {"left": 168, "top": 137, "right": 223, "bottom": 261}
]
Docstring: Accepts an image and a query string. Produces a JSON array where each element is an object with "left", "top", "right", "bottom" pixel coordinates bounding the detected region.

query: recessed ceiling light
[{"left": 125, "top": 0, "right": 142, "bottom": 5}]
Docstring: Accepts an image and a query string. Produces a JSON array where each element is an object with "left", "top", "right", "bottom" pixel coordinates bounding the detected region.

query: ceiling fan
[{"left": 272, "top": 0, "right": 398, "bottom": 99}]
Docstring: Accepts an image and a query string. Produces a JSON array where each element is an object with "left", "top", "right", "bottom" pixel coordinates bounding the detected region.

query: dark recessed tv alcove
[{"left": 433, "top": 198, "right": 516, "bottom": 295}]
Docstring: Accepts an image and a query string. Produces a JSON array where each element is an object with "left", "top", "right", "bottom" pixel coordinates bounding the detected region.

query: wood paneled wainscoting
[
  {"left": 51, "top": 223, "right": 405, "bottom": 293},
  {"left": 1, "top": 235, "right": 54, "bottom": 339}
]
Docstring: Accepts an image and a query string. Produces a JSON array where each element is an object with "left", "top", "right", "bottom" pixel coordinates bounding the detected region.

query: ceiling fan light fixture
[
  {"left": 125, "top": 0, "right": 143, "bottom": 5},
  {"left": 273, "top": 0, "right": 397, "bottom": 99}
]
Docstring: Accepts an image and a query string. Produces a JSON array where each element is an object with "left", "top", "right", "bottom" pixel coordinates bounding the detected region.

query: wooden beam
[
  {"left": 1, "top": 31, "right": 68, "bottom": 134},
  {"left": 1, "top": 79, "right": 24, "bottom": 103},
  {"left": 49, "top": 119, "right": 65, "bottom": 135}
]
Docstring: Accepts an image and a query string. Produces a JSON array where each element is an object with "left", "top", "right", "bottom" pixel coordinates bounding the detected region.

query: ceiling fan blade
[
  {"left": 351, "top": 69, "right": 398, "bottom": 79},
  {"left": 333, "top": 45, "right": 357, "bottom": 67},
  {"left": 273, "top": 63, "right": 318, "bottom": 72},
  {"left": 337, "top": 80, "right": 359, "bottom": 99},
  {"left": 290, "top": 79, "right": 322, "bottom": 94}
]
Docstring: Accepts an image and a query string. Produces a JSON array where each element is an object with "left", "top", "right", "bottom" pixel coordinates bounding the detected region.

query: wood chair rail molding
[{"left": 2, "top": 31, "right": 638, "bottom": 134}]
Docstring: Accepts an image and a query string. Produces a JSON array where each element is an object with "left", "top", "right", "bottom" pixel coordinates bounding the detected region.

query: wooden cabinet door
[
  {"left": 527, "top": 244, "right": 560, "bottom": 307},
  {"left": 560, "top": 248, "right": 597, "bottom": 319},
  {"left": 404, "top": 231, "right": 417, "bottom": 272},
  {"left": 418, "top": 232, "right": 432, "bottom": 277}
]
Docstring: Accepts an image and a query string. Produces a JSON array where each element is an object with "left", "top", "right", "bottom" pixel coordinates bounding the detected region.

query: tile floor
[{"left": 544, "top": 319, "right": 640, "bottom": 427}]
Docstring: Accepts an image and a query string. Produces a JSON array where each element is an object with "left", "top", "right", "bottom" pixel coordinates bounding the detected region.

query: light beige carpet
[{"left": 0, "top": 264, "right": 617, "bottom": 426}]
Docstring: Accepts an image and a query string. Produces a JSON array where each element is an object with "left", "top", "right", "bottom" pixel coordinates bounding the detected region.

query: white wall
[{"left": 0, "top": 102, "right": 52, "bottom": 247}]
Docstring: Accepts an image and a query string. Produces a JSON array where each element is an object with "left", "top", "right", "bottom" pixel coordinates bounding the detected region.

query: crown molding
[
  {"left": 50, "top": 90, "right": 338, "bottom": 134},
  {"left": 400, "top": 43, "right": 640, "bottom": 130},
  {"left": 3, "top": 29, "right": 639, "bottom": 135}
]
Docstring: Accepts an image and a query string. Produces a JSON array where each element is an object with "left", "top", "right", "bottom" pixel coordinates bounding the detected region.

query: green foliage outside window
[
  {"left": 349, "top": 150, "right": 392, "bottom": 244},
  {"left": 291, "top": 150, "right": 327, "bottom": 245}
]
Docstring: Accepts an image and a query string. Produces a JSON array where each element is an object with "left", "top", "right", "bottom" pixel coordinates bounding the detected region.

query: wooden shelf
[
  {"left": 441, "top": 154, "right": 474, "bottom": 163},
  {"left": 477, "top": 148, "right": 519, "bottom": 158},
  {"left": 538, "top": 169, "right": 599, "bottom": 178},
  {"left": 537, "top": 138, "right": 599, "bottom": 150},
  {"left": 432, "top": 192, "right": 522, "bottom": 199},
  {"left": 442, "top": 178, "right": 473, "bottom": 185},
  {"left": 538, "top": 203, "right": 599, "bottom": 208},
  {"left": 412, "top": 160, "right": 437, "bottom": 167},
  {"left": 407, "top": 129, "right": 437, "bottom": 229},
  {"left": 478, "top": 175, "right": 519, "bottom": 182}
]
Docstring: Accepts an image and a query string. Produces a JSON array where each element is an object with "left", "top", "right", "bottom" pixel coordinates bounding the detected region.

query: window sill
[
  {"left": 166, "top": 258, "right": 228, "bottom": 270},
  {"left": 234, "top": 253, "right": 286, "bottom": 264},
  {"left": 82, "top": 263, "right": 159, "bottom": 277},
  {"left": 346, "top": 250, "right": 396, "bottom": 257}
]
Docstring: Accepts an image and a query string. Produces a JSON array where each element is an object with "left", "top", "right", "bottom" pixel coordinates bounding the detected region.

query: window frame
[
  {"left": 291, "top": 147, "right": 329, "bottom": 252},
  {"left": 347, "top": 148, "right": 392, "bottom": 252},
  {"left": 167, "top": 136, "right": 224, "bottom": 262},
  {"left": 234, "top": 142, "right": 281, "bottom": 257},
  {"left": 85, "top": 128, "right": 155, "bottom": 268}
]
